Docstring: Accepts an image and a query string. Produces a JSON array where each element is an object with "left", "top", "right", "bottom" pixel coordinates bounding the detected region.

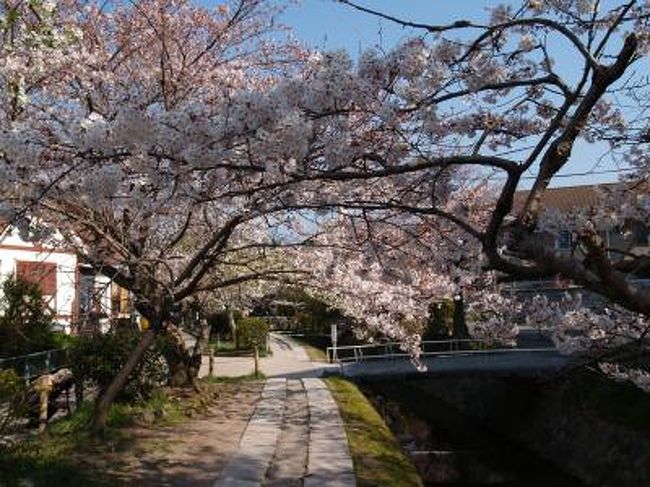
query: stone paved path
[
  {"left": 215, "top": 379, "right": 287, "bottom": 487},
  {"left": 212, "top": 337, "right": 355, "bottom": 487}
]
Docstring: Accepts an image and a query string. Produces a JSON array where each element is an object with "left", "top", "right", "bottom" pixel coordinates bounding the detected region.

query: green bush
[
  {"left": 237, "top": 317, "right": 269, "bottom": 349},
  {"left": 0, "top": 276, "right": 56, "bottom": 357},
  {"left": 0, "top": 368, "right": 29, "bottom": 434},
  {"left": 51, "top": 332, "right": 77, "bottom": 350},
  {"left": 69, "top": 328, "right": 169, "bottom": 403}
]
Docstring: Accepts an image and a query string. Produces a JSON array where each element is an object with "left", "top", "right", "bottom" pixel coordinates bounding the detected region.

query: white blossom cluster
[
  {"left": 526, "top": 292, "right": 648, "bottom": 373},
  {"left": 466, "top": 291, "right": 522, "bottom": 347},
  {"left": 598, "top": 362, "right": 650, "bottom": 393}
]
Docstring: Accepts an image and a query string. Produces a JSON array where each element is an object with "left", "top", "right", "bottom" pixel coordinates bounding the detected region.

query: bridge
[{"left": 325, "top": 330, "right": 572, "bottom": 378}]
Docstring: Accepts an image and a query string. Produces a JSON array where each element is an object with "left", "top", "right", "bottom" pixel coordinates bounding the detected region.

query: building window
[
  {"left": 110, "top": 284, "right": 131, "bottom": 318},
  {"left": 78, "top": 270, "right": 96, "bottom": 315},
  {"left": 16, "top": 261, "right": 57, "bottom": 312},
  {"left": 556, "top": 230, "right": 572, "bottom": 250}
]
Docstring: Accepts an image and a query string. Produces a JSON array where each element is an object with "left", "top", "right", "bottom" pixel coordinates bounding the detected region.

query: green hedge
[
  {"left": 69, "top": 328, "right": 169, "bottom": 403},
  {"left": 237, "top": 317, "right": 269, "bottom": 350}
]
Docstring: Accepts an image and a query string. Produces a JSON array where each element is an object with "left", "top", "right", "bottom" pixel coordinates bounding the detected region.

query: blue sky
[{"left": 282, "top": 1, "right": 499, "bottom": 54}]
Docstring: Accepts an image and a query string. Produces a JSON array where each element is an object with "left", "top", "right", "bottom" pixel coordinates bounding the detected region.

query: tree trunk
[
  {"left": 188, "top": 319, "right": 211, "bottom": 385},
  {"left": 166, "top": 324, "right": 192, "bottom": 387},
  {"left": 165, "top": 320, "right": 211, "bottom": 388},
  {"left": 227, "top": 308, "right": 237, "bottom": 349},
  {"left": 452, "top": 294, "right": 470, "bottom": 339},
  {"left": 91, "top": 329, "right": 156, "bottom": 435}
]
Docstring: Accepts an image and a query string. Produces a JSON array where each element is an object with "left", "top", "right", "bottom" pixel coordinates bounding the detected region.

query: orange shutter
[
  {"left": 16, "top": 261, "right": 57, "bottom": 311},
  {"left": 16, "top": 261, "right": 57, "bottom": 295}
]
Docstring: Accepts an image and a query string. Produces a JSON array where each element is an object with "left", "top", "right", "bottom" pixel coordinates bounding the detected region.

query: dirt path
[{"left": 71, "top": 382, "right": 263, "bottom": 486}]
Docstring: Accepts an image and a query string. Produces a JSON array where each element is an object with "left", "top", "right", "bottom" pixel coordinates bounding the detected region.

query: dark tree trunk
[
  {"left": 91, "top": 329, "right": 156, "bottom": 434},
  {"left": 188, "top": 319, "right": 212, "bottom": 384},
  {"left": 165, "top": 320, "right": 211, "bottom": 388},
  {"left": 166, "top": 324, "right": 193, "bottom": 387},
  {"left": 452, "top": 294, "right": 470, "bottom": 339},
  {"left": 228, "top": 308, "right": 238, "bottom": 349}
]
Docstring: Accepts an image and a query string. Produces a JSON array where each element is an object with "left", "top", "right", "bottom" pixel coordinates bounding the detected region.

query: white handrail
[{"left": 326, "top": 339, "right": 557, "bottom": 363}]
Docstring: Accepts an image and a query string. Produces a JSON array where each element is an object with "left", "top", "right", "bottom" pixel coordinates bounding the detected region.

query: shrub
[
  {"left": 0, "top": 276, "right": 55, "bottom": 357},
  {"left": 69, "top": 328, "right": 169, "bottom": 403},
  {"left": 237, "top": 317, "right": 269, "bottom": 350},
  {"left": 0, "top": 369, "right": 29, "bottom": 434},
  {"left": 51, "top": 332, "right": 77, "bottom": 350}
]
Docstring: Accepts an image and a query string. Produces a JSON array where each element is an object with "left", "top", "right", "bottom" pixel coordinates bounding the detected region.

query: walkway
[
  {"left": 212, "top": 335, "right": 355, "bottom": 487},
  {"left": 200, "top": 334, "right": 337, "bottom": 379}
]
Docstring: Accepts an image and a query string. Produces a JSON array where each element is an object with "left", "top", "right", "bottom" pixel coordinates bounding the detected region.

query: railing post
[
  {"left": 45, "top": 350, "right": 51, "bottom": 373},
  {"left": 24, "top": 362, "right": 31, "bottom": 384}
]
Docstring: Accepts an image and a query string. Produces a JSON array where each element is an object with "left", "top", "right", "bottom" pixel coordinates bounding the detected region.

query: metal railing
[
  {"left": 326, "top": 339, "right": 557, "bottom": 363},
  {"left": 0, "top": 348, "right": 70, "bottom": 383}
]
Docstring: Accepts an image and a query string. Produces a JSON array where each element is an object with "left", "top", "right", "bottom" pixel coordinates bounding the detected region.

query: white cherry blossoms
[{"left": 526, "top": 293, "right": 649, "bottom": 392}]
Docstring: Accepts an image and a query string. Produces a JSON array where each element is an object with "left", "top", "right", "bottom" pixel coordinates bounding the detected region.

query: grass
[
  {"left": 0, "top": 442, "right": 109, "bottom": 487},
  {"left": 325, "top": 376, "right": 423, "bottom": 487},
  {"left": 0, "top": 403, "right": 121, "bottom": 487}
]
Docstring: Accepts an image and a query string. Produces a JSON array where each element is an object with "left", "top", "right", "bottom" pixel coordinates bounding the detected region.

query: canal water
[{"left": 359, "top": 378, "right": 583, "bottom": 486}]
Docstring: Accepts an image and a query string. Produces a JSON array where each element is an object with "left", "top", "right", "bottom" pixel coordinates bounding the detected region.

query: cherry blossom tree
[
  {"left": 299, "top": 0, "right": 649, "bottom": 386},
  {"left": 211, "top": 0, "right": 648, "bottom": 383},
  {"left": 0, "top": 0, "right": 313, "bottom": 431},
  {"left": 293, "top": 179, "right": 522, "bottom": 363},
  {"left": 291, "top": 0, "right": 649, "bottom": 313},
  {"left": 2, "top": 0, "right": 650, "bottom": 425}
]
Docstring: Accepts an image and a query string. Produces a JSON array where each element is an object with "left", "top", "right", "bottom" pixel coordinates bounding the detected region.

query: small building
[
  {"left": 507, "top": 181, "right": 649, "bottom": 299},
  {"left": 513, "top": 182, "right": 649, "bottom": 259},
  {"left": 0, "top": 220, "right": 132, "bottom": 334}
]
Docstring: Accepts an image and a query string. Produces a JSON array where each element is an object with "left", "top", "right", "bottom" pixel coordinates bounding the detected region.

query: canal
[{"left": 359, "top": 377, "right": 584, "bottom": 486}]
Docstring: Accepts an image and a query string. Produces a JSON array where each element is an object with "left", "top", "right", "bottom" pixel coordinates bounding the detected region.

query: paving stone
[
  {"left": 214, "top": 379, "right": 286, "bottom": 487},
  {"left": 265, "top": 379, "right": 309, "bottom": 487},
  {"left": 214, "top": 342, "right": 356, "bottom": 487},
  {"left": 303, "top": 378, "right": 356, "bottom": 487}
]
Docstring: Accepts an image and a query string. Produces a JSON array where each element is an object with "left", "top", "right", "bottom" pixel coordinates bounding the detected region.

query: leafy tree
[{"left": 0, "top": 276, "right": 55, "bottom": 358}]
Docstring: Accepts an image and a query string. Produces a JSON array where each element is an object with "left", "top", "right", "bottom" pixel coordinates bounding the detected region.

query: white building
[{"left": 0, "top": 222, "right": 120, "bottom": 334}]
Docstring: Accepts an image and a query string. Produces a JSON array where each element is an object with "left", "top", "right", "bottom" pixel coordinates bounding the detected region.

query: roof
[{"left": 513, "top": 181, "right": 646, "bottom": 213}]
